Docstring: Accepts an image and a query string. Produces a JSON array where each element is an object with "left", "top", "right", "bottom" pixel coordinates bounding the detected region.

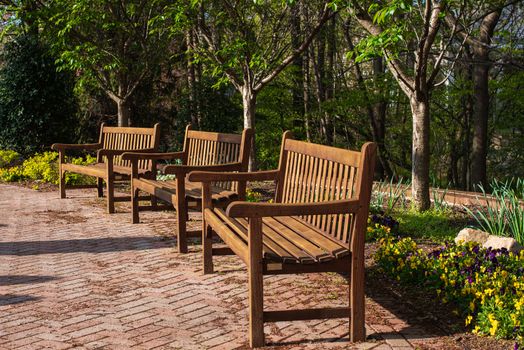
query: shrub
[
  {"left": 366, "top": 219, "right": 393, "bottom": 241},
  {"left": 0, "top": 33, "right": 77, "bottom": 155},
  {"left": 0, "top": 166, "right": 24, "bottom": 182},
  {"left": 21, "top": 152, "right": 60, "bottom": 184},
  {"left": 0, "top": 150, "right": 20, "bottom": 168},
  {"left": 375, "top": 236, "right": 524, "bottom": 345},
  {"left": 0, "top": 151, "right": 96, "bottom": 185},
  {"left": 246, "top": 189, "right": 263, "bottom": 202}
]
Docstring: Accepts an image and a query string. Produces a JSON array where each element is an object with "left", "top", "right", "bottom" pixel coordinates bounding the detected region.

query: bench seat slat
[
  {"left": 213, "top": 209, "right": 291, "bottom": 263},
  {"left": 134, "top": 179, "right": 238, "bottom": 203},
  {"left": 62, "top": 163, "right": 150, "bottom": 177},
  {"left": 272, "top": 217, "right": 350, "bottom": 258},
  {"left": 209, "top": 209, "right": 350, "bottom": 265},
  {"left": 236, "top": 217, "right": 313, "bottom": 264},
  {"left": 257, "top": 217, "right": 332, "bottom": 262}
]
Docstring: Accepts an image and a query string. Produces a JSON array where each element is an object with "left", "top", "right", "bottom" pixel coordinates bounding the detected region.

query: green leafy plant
[
  {"left": 431, "top": 182, "right": 450, "bottom": 212},
  {"left": 21, "top": 151, "right": 60, "bottom": 184},
  {"left": 0, "top": 33, "right": 77, "bottom": 155},
  {"left": 394, "top": 208, "right": 459, "bottom": 242},
  {"left": 0, "top": 151, "right": 96, "bottom": 185},
  {"left": 465, "top": 179, "right": 524, "bottom": 245},
  {"left": 0, "top": 150, "right": 20, "bottom": 168},
  {"left": 246, "top": 189, "right": 263, "bottom": 203},
  {"left": 371, "top": 177, "right": 409, "bottom": 213},
  {"left": 0, "top": 166, "right": 23, "bottom": 182}
]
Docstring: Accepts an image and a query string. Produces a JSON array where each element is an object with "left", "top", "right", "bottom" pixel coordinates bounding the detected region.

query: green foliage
[
  {"left": 21, "top": 152, "right": 60, "bottom": 184},
  {"left": 366, "top": 219, "right": 393, "bottom": 241},
  {"left": 43, "top": 0, "right": 174, "bottom": 125},
  {"left": 375, "top": 237, "right": 524, "bottom": 345},
  {"left": 0, "top": 33, "right": 77, "bottom": 155},
  {"left": 349, "top": 1, "right": 413, "bottom": 62},
  {"left": 394, "top": 208, "right": 459, "bottom": 242},
  {"left": 490, "top": 70, "right": 524, "bottom": 179},
  {"left": 465, "top": 179, "right": 524, "bottom": 245},
  {"left": 0, "top": 151, "right": 96, "bottom": 185},
  {"left": 63, "top": 154, "right": 98, "bottom": 185},
  {"left": 0, "top": 150, "right": 20, "bottom": 168},
  {"left": 0, "top": 166, "right": 24, "bottom": 182},
  {"left": 371, "top": 177, "right": 410, "bottom": 214},
  {"left": 246, "top": 189, "right": 263, "bottom": 202}
]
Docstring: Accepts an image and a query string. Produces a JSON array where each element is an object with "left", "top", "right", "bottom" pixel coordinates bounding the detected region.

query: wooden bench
[
  {"left": 122, "top": 125, "right": 253, "bottom": 253},
  {"left": 188, "top": 132, "right": 377, "bottom": 347},
  {"left": 51, "top": 123, "right": 160, "bottom": 213}
]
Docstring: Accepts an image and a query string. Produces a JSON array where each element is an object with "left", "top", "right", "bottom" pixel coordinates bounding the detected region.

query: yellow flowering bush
[
  {"left": 0, "top": 149, "right": 20, "bottom": 168},
  {"left": 246, "top": 189, "right": 263, "bottom": 202},
  {"left": 0, "top": 151, "right": 96, "bottom": 185},
  {"left": 0, "top": 166, "right": 24, "bottom": 182},
  {"left": 375, "top": 236, "right": 524, "bottom": 345}
]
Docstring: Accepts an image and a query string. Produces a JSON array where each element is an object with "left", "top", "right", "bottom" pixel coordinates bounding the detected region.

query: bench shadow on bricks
[
  {"left": 364, "top": 264, "right": 458, "bottom": 346},
  {"left": 0, "top": 236, "right": 176, "bottom": 255}
]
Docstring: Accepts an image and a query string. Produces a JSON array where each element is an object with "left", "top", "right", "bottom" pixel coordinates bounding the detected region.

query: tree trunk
[
  {"left": 410, "top": 96, "right": 431, "bottom": 211},
  {"left": 303, "top": 46, "right": 312, "bottom": 142},
  {"left": 291, "top": 4, "right": 304, "bottom": 117},
  {"left": 187, "top": 28, "right": 200, "bottom": 128},
  {"left": 242, "top": 85, "right": 257, "bottom": 171},
  {"left": 117, "top": 98, "right": 131, "bottom": 127},
  {"left": 463, "top": 10, "right": 499, "bottom": 190},
  {"left": 470, "top": 53, "right": 491, "bottom": 189},
  {"left": 371, "top": 57, "right": 392, "bottom": 178}
]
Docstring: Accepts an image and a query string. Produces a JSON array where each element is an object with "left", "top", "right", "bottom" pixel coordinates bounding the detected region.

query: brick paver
[{"left": 0, "top": 184, "right": 437, "bottom": 349}]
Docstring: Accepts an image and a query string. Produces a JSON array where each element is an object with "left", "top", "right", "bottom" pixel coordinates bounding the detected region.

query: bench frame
[
  {"left": 189, "top": 132, "right": 377, "bottom": 347},
  {"left": 52, "top": 123, "right": 160, "bottom": 213},
  {"left": 122, "top": 125, "right": 253, "bottom": 253}
]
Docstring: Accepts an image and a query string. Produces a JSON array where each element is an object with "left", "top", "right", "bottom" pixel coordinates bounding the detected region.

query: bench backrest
[
  {"left": 182, "top": 125, "right": 252, "bottom": 190},
  {"left": 276, "top": 132, "right": 376, "bottom": 246},
  {"left": 100, "top": 123, "right": 160, "bottom": 170}
]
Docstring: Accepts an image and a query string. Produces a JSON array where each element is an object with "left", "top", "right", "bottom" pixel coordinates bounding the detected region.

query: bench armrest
[
  {"left": 121, "top": 151, "right": 186, "bottom": 161},
  {"left": 226, "top": 199, "right": 361, "bottom": 218},
  {"left": 188, "top": 170, "right": 280, "bottom": 183},
  {"left": 97, "top": 148, "right": 155, "bottom": 157},
  {"left": 51, "top": 143, "right": 102, "bottom": 151},
  {"left": 164, "top": 162, "right": 243, "bottom": 176}
]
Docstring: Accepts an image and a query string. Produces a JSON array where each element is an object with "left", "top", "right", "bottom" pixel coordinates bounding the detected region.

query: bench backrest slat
[
  {"left": 100, "top": 123, "right": 160, "bottom": 170},
  {"left": 277, "top": 133, "right": 376, "bottom": 246},
  {"left": 182, "top": 125, "right": 251, "bottom": 191}
]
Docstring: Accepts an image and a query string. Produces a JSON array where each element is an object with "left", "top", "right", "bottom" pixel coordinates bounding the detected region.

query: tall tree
[
  {"left": 191, "top": 0, "right": 334, "bottom": 169},
  {"left": 445, "top": 4, "right": 506, "bottom": 189},
  {"left": 348, "top": 0, "right": 460, "bottom": 210},
  {"left": 42, "top": 0, "right": 173, "bottom": 126}
]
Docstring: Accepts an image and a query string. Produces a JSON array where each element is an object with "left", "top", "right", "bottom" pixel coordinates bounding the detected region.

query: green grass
[{"left": 394, "top": 208, "right": 466, "bottom": 242}]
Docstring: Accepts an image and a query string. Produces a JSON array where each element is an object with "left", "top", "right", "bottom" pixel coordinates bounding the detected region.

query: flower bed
[{"left": 373, "top": 230, "right": 524, "bottom": 346}]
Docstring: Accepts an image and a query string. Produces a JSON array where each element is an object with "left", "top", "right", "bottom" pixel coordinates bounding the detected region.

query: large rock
[
  {"left": 455, "top": 228, "right": 490, "bottom": 245},
  {"left": 483, "top": 235, "right": 524, "bottom": 254}
]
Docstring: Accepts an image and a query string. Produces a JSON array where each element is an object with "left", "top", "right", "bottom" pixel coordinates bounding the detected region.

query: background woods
[{"left": 0, "top": 0, "right": 523, "bottom": 209}]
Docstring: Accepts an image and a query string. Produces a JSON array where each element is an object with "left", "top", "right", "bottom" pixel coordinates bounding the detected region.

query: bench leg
[
  {"left": 350, "top": 259, "right": 366, "bottom": 342},
  {"left": 151, "top": 195, "right": 157, "bottom": 208},
  {"left": 176, "top": 211, "right": 187, "bottom": 253},
  {"left": 106, "top": 177, "right": 115, "bottom": 214},
  {"left": 249, "top": 218, "right": 265, "bottom": 348},
  {"left": 202, "top": 222, "right": 213, "bottom": 274},
  {"left": 59, "top": 170, "right": 66, "bottom": 199},
  {"left": 132, "top": 187, "right": 140, "bottom": 224},
  {"left": 97, "top": 178, "right": 104, "bottom": 197},
  {"left": 175, "top": 179, "right": 188, "bottom": 253}
]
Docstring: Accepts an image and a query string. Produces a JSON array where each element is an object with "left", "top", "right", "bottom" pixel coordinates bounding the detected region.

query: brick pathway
[{"left": 0, "top": 184, "right": 444, "bottom": 349}]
